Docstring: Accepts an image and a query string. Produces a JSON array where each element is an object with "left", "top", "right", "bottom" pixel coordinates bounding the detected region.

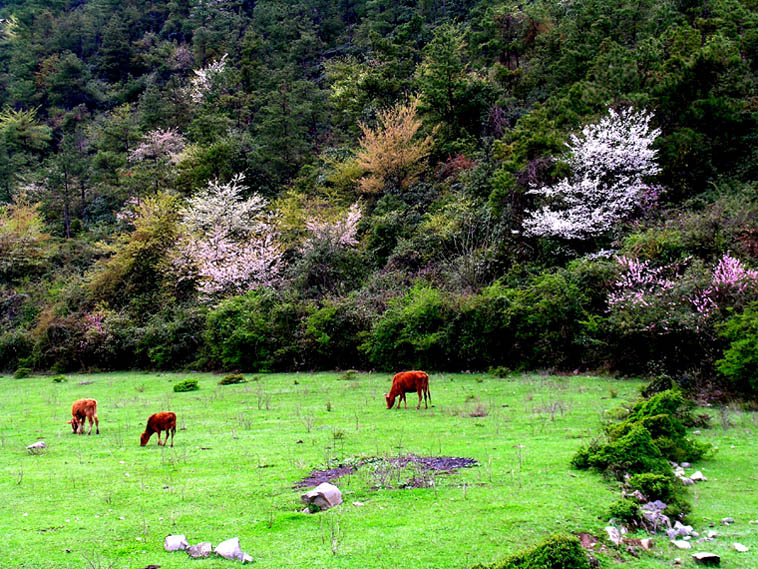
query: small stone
[
  {"left": 673, "top": 557, "right": 683, "bottom": 566},
  {"left": 680, "top": 477, "right": 694, "bottom": 486},
  {"left": 691, "top": 471, "right": 707, "bottom": 482},
  {"left": 164, "top": 535, "right": 189, "bottom": 551},
  {"left": 693, "top": 430, "right": 701, "bottom": 435},
  {"left": 301, "top": 482, "right": 343, "bottom": 512},
  {"left": 352, "top": 501, "right": 364, "bottom": 507},
  {"left": 26, "top": 441, "right": 47, "bottom": 453},
  {"left": 721, "top": 517, "right": 734, "bottom": 525},
  {"left": 640, "top": 538, "right": 653, "bottom": 550},
  {"left": 749, "top": 520, "right": 758, "bottom": 525},
  {"left": 681, "top": 462, "right": 691, "bottom": 468},
  {"left": 672, "top": 540, "right": 692, "bottom": 550},
  {"left": 692, "top": 552, "right": 720, "bottom": 566},
  {"left": 186, "top": 541, "right": 212, "bottom": 558},
  {"left": 242, "top": 553, "right": 253, "bottom": 563},
  {"left": 683, "top": 536, "right": 691, "bottom": 541},
  {"left": 733, "top": 543, "right": 749, "bottom": 552},
  {"left": 707, "top": 531, "right": 718, "bottom": 538}
]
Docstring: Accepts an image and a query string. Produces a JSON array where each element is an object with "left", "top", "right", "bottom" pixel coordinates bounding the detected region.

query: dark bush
[
  {"left": 472, "top": 533, "right": 590, "bottom": 569},
  {"left": 173, "top": 378, "right": 199, "bottom": 392},
  {"left": 0, "top": 331, "right": 33, "bottom": 372},
  {"left": 218, "top": 373, "right": 246, "bottom": 385},
  {"left": 14, "top": 367, "right": 31, "bottom": 379},
  {"left": 716, "top": 302, "right": 758, "bottom": 393},
  {"left": 301, "top": 297, "right": 371, "bottom": 370},
  {"left": 628, "top": 473, "right": 674, "bottom": 503},
  {"left": 204, "top": 289, "right": 303, "bottom": 372},
  {"left": 51, "top": 374, "right": 67, "bottom": 383}
]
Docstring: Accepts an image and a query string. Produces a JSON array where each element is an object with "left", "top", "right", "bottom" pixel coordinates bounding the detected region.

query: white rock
[
  {"left": 605, "top": 526, "right": 622, "bottom": 546},
  {"left": 733, "top": 543, "right": 749, "bottom": 552},
  {"left": 301, "top": 482, "right": 343, "bottom": 512},
  {"left": 640, "top": 538, "right": 653, "bottom": 550},
  {"left": 680, "top": 477, "right": 694, "bottom": 486},
  {"left": 681, "top": 462, "right": 691, "bottom": 468},
  {"left": 691, "top": 471, "right": 707, "bottom": 482},
  {"left": 672, "top": 540, "right": 692, "bottom": 550},
  {"left": 164, "top": 534, "right": 189, "bottom": 551},
  {"left": 215, "top": 537, "right": 244, "bottom": 561},
  {"left": 26, "top": 441, "right": 47, "bottom": 454},
  {"left": 707, "top": 531, "right": 718, "bottom": 539},
  {"left": 721, "top": 517, "right": 734, "bottom": 525},
  {"left": 242, "top": 553, "right": 254, "bottom": 563},
  {"left": 186, "top": 541, "right": 212, "bottom": 558}
]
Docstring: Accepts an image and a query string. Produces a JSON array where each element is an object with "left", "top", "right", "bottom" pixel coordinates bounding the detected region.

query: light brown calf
[{"left": 68, "top": 399, "right": 99, "bottom": 435}]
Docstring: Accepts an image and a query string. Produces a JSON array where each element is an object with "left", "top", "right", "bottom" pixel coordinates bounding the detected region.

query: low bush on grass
[
  {"left": 608, "top": 498, "right": 642, "bottom": 526},
  {"left": 51, "top": 375, "right": 67, "bottom": 383},
  {"left": 572, "top": 389, "right": 709, "bottom": 479},
  {"left": 14, "top": 367, "right": 31, "bottom": 379},
  {"left": 472, "top": 533, "right": 590, "bottom": 569},
  {"left": 218, "top": 373, "right": 246, "bottom": 385},
  {"left": 173, "top": 378, "right": 199, "bottom": 392}
]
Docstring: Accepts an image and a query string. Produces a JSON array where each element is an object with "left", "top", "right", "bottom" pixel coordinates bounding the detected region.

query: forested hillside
[{"left": 1, "top": 0, "right": 757, "bottom": 392}]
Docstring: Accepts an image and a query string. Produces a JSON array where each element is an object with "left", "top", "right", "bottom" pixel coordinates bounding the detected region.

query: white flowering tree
[
  {"left": 302, "top": 202, "right": 362, "bottom": 251},
  {"left": 174, "top": 175, "right": 284, "bottom": 299},
  {"left": 187, "top": 53, "right": 228, "bottom": 104},
  {"left": 523, "top": 108, "right": 662, "bottom": 239}
]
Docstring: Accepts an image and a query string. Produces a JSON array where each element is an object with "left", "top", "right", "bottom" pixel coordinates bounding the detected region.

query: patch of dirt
[
  {"left": 577, "top": 532, "right": 608, "bottom": 554},
  {"left": 294, "top": 455, "right": 478, "bottom": 488}
]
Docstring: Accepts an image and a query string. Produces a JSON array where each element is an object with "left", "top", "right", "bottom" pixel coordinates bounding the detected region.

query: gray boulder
[
  {"left": 301, "top": 482, "right": 343, "bottom": 512},
  {"left": 215, "top": 537, "right": 244, "bottom": 561},
  {"left": 692, "top": 552, "right": 720, "bottom": 566},
  {"left": 186, "top": 541, "right": 212, "bottom": 558}
]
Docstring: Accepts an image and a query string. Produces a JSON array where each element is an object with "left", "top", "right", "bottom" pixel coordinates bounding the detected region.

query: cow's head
[
  {"left": 68, "top": 418, "right": 79, "bottom": 433},
  {"left": 384, "top": 393, "right": 394, "bottom": 409},
  {"left": 139, "top": 431, "right": 151, "bottom": 447}
]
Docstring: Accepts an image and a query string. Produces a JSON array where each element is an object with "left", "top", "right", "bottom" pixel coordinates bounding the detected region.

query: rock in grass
[
  {"left": 692, "top": 552, "right": 720, "bottom": 566},
  {"left": 186, "top": 542, "right": 212, "bottom": 558},
  {"left": 691, "top": 471, "right": 707, "bottom": 482},
  {"left": 26, "top": 441, "right": 46, "bottom": 454},
  {"left": 301, "top": 482, "right": 342, "bottom": 512},
  {"left": 605, "top": 526, "right": 622, "bottom": 545},
  {"left": 672, "top": 540, "right": 692, "bottom": 550},
  {"left": 164, "top": 534, "right": 189, "bottom": 551},
  {"left": 733, "top": 543, "right": 749, "bottom": 552},
  {"left": 215, "top": 537, "right": 254, "bottom": 562},
  {"left": 721, "top": 517, "right": 734, "bottom": 525}
]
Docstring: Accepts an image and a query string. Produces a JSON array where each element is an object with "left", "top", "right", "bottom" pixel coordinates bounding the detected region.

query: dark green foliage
[
  {"left": 608, "top": 498, "right": 642, "bottom": 526},
  {"left": 13, "top": 367, "right": 31, "bottom": 379},
  {"left": 218, "top": 373, "right": 246, "bottom": 385},
  {"left": 204, "top": 290, "right": 302, "bottom": 372},
  {"left": 173, "top": 378, "right": 199, "bottom": 392},
  {"left": 472, "top": 534, "right": 590, "bottom": 569},
  {"left": 573, "top": 389, "right": 709, "bottom": 479},
  {"left": 628, "top": 473, "right": 675, "bottom": 503},
  {"left": 716, "top": 302, "right": 758, "bottom": 393},
  {"left": 51, "top": 374, "right": 67, "bottom": 383},
  {"left": 488, "top": 366, "right": 510, "bottom": 378}
]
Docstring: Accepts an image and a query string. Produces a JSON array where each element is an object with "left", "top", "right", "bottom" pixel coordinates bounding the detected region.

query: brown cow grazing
[
  {"left": 140, "top": 412, "right": 177, "bottom": 447},
  {"left": 385, "top": 370, "right": 431, "bottom": 410},
  {"left": 68, "top": 399, "right": 99, "bottom": 435}
]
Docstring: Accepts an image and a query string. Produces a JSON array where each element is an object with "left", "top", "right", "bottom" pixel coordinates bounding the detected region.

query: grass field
[{"left": 0, "top": 371, "right": 756, "bottom": 569}]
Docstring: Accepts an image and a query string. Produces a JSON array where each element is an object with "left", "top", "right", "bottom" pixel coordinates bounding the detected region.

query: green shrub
[
  {"left": 587, "top": 423, "right": 671, "bottom": 478},
  {"left": 51, "top": 375, "right": 68, "bottom": 383},
  {"left": 173, "top": 378, "right": 199, "bottom": 392},
  {"left": 716, "top": 303, "right": 758, "bottom": 393},
  {"left": 472, "top": 533, "right": 590, "bottom": 569},
  {"left": 204, "top": 289, "right": 302, "bottom": 371},
  {"left": 628, "top": 473, "right": 675, "bottom": 503},
  {"left": 339, "top": 370, "right": 358, "bottom": 381},
  {"left": 218, "top": 373, "right": 246, "bottom": 385},
  {"left": 489, "top": 366, "right": 510, "bottom": 378},
  {"left": 14, "top": 367, "right": 31, "bottom": 379},
  {"left": 608, "top": 498, "right": 642, "bottom": 526}
]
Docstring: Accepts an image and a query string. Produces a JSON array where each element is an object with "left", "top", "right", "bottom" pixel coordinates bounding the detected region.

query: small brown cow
[
  {"left": 385, "top": 370, "right": 431, "bottom": 410},
  {"left": 140, "top": 412, "right": 177, "bottom": 447},
  {"left": 68, "top": 399, "right": 99, "bottom": 435}
]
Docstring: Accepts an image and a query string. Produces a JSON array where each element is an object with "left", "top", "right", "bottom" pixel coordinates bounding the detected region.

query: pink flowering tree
[
  {"left": 174, "top": 175, "right": 284, "bottom": 300},
  {"left": 302, "top": 202, "right": 362, "bottom": 251},
  {"left": 608, "top": 253, "right": 758, "bottom": 334},
  {"left": 127, "top": 128, "right": 186, "bottom": 193},
  {"left": 524, "top": 108, "right": 662, "bottom": 239}
]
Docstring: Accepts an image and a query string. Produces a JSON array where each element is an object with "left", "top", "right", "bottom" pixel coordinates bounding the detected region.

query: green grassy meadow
[{"left": 0, "top": 372, "right": 756, "bottom": 569}]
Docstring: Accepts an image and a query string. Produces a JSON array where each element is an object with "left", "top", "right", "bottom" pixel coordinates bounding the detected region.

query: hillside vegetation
[{"left": 1, "top": 1, "right": 757, "bottom": 393}]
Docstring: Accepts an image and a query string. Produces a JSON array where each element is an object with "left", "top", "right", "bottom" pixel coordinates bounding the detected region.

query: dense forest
[{"left": 1, "top": 0, "right": 757, "bottom": 393}]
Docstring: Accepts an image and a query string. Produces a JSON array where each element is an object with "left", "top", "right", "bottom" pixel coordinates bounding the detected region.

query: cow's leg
[
  {"left": 169, "top": 427, "right": 175, "bottom": 447},
  {"left": 157, "top": 431, "right": 163, "bottom": 446},
  {"left": 403, "top": 393, "right": 407, "bottom": 408},
  {"left": 78, "top": 417, "right": 84, "bottom": 435},
  {"left": 95, "top": 415, "right": 99, "bottom": 435},
  {"left": 417, "top": 387, "right": 422, "bottom": 409},
  {"left": 87, "top": 416, "right": 93, "bottom": 435}
]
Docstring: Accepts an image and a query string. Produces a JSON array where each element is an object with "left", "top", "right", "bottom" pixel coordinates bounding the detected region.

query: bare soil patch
[{"left": 295, "top": 455, "right": 478, "bottom": 488}]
